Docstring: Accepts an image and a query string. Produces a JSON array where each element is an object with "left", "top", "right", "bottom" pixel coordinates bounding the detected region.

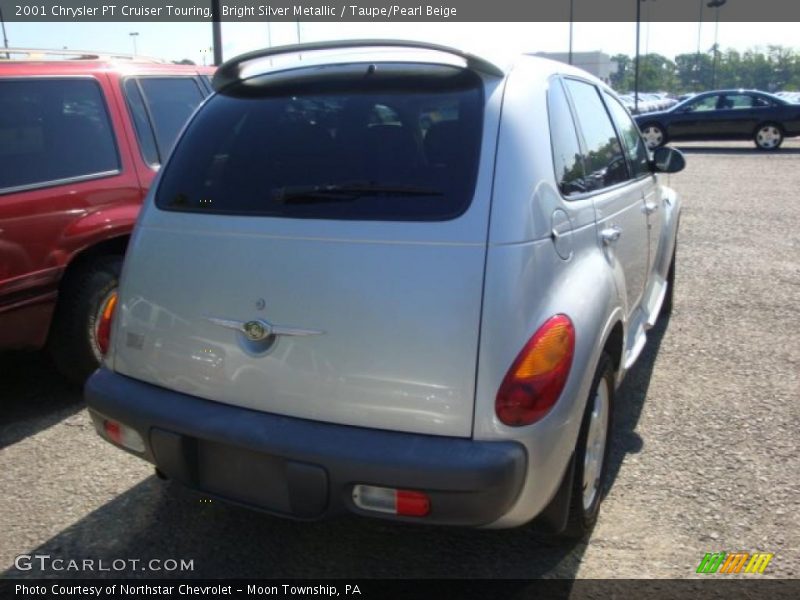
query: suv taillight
[{"left": 496, "top": 315, "right": 575, "bottom": 426}]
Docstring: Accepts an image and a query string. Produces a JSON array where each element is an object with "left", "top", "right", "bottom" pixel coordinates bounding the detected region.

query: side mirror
[{"left": 651, "top": 146, "right": 686, "bottom": 174}]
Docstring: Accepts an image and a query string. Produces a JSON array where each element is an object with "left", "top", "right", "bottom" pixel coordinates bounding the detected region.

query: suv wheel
[
  {"left": 49, "top": 256, "right": 122, "bottom": 385},
  {"left": 561, "top": 353, "right": 614, "bottom": 539}
]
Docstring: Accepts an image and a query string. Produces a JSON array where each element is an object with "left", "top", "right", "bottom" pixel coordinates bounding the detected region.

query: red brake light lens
[
  {"left": 496, "top": 314, "right": 575, "bottom": 426},
  {"left": 352, "top": 485, "right": 431, "bottom": 517},
  {"left": 395, "top": 490, "right": 431, "bottom": 517}
]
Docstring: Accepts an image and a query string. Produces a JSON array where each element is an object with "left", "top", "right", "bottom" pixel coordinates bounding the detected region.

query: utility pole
[
  {"left": 708, "top": 0, "right": 727, "bottom": 89},
  {"left": 212, "top": 0, "right": 222, "bottom": 66},
  {"left": 634, "top": 0, "right": 641, "bottom": 113},
  {"left": 695, "top": 0, "right": 704, "bottom": 91},
  {"left": 0, "top": 6, "right": 9, "bottom": 59},
  {"left": 568, "top": 0, "right": 574, "bottom": 65},
  {"left": 129, "top": 32, "right": 139, "bottom": 55}
]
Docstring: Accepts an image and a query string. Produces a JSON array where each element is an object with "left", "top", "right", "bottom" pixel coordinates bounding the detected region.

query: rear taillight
[
  {"left": 496, "top": 314, "right": 575, "bottom": 426},
  {"left": 352, "top": 484, "right": 431, "bottom": 517},
  {"left": 96, "top": 291, "right": 118, "bottom": 356}
]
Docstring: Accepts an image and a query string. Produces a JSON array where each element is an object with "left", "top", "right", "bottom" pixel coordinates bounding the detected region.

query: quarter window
[
  {"left": 123, "top": 79, "right": 159, "bottom": 165},
  {"left": 0, "top": 78, "right": 119, "bottom": 192},
  {"left": 604, "top": 92, "right": 651, "bottom": 179},
  {"left": 547, "top": 78, "right": 587, "bottom": 196},
  {"left": 564, "top": 79, "right": 629, "bottom": 191},
  {"left": 124, "top": 77, "right": 203, "bottom": 165}
]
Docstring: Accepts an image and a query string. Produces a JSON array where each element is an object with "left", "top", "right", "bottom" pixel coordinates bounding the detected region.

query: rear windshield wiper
[{"left": 276, "top": 183, "right": 444, "bottom": 204}]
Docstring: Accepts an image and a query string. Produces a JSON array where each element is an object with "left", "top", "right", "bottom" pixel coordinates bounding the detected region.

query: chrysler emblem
[
  {"left": 205, "top": 317, "right": 324, "bottom": 340},
  {"left": 243, "top": 320, "right": 269, "bottom": 341}
]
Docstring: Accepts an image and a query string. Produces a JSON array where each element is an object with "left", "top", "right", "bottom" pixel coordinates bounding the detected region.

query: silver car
[{"left": 86, "top": 40, "right": 685, "bottom": 538}]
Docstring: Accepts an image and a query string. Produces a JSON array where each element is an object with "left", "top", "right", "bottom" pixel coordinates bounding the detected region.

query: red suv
[{"left": 0, "top": 50, "right": 213, "bottom": 383}]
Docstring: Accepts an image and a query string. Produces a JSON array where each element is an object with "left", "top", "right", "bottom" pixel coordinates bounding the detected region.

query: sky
[{"left": 5, "top": 21, "right": 799, "bottom": 66}]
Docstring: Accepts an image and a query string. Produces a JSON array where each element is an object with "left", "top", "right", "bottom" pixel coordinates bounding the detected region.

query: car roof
[
  {"left": 0, "top": 48, "right": 214, "bottom": 76},
  {"left": 697, "top": 89, "right": 771, "bottom": 96}
]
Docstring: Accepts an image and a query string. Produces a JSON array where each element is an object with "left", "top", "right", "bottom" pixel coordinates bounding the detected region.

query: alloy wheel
[{"left": 583, "top": 376, "right": 610, "bottom": 511}]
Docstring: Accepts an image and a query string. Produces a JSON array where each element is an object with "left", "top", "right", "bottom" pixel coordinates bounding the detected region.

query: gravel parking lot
[{"left": 2, "top": 140, "right": 798, "bottom": 580}]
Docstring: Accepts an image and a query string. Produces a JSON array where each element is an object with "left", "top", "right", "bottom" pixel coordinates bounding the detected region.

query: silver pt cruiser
[{"left": 86, "top": 40, "right": 685, "bottom": 538}]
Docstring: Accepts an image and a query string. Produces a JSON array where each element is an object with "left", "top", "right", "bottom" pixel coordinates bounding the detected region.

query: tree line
[{"left": 611, "top": 45, "right": 799, "bottom": 93}]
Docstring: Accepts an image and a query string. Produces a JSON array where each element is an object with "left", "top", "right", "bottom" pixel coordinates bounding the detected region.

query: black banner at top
[{"left": 1, "top": 0, "right": 800, "bottom": 22}]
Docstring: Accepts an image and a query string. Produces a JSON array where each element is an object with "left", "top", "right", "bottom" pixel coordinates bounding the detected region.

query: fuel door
[{"left": 550, "top": 208, "right": 574, "bottom": 260}]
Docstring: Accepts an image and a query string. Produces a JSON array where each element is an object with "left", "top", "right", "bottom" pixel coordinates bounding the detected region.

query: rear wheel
[
  {"left": 641, "top": 123, "right": 666, "bottom": 149},
  {"left": 662, "top": 248, "right": 676, "bottom": 317},
  {"left": 48, "top": 256, "right": 122, "bottom": 385},
  {"left": 561, "top": 353, "right": 614, "bottom": 539},
  {"left": 754, "top": 123, "right": 783, "bottom": 150}
]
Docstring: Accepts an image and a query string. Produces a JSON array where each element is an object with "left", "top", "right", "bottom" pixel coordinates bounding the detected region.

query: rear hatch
[{"left": 112, "top": 61, "right": 498, "bottom": 437}]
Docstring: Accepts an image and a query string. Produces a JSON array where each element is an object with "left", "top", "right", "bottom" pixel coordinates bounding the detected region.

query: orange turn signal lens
[{"left": 96, "top": 291, "right": 118, "bottom": 356}]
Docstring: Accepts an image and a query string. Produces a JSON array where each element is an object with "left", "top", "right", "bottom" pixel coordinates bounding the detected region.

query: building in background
[{"left": 535, "top": 51, "right": 617, "bottom": 84}]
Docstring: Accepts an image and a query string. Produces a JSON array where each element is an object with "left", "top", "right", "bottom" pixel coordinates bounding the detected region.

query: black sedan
[{"left": 634, "top": 89, "right": 800, "bottom": 150}]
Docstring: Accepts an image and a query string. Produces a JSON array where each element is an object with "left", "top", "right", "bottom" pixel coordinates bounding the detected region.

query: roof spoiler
[{"left": 212, "top": 39, "right": 504, "bottom": 92}]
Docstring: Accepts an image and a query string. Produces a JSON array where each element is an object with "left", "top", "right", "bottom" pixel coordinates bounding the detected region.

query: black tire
[
  {"left": 662, "top": 248, "right": 676, "bottom": 317},
  {"left": 640, "top": 123, "right": 667, "bottom": 149},
  {"left": 753, "top": 122, "right": 783, "bottom": 150},
  {"left": 560, "top": 353, "right": 615, "bottom": 539},
  {"left": 48, "top": 256, "right": 122, "bottom": 385}
]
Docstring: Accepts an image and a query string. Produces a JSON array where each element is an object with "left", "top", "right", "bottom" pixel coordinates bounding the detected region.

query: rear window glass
[
  {"left": 155, "top": 65, "right": 483, "bottom": 221},
  {"left": 0, "top": 78, "right": 119, "bottom": 192}
]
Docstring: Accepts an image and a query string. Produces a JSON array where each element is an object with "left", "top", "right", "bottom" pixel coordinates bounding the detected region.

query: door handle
[
  {"left": 644, "top": 201, "right": 659, "bottom": 215},
  {"left": 601, "top": 226, "right": 622, "bottom": 245}
]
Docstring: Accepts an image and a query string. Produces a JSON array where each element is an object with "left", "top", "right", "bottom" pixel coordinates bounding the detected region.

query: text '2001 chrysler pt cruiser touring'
[{"left": 86, "top": 40, "right": 685, "bottom": 538}]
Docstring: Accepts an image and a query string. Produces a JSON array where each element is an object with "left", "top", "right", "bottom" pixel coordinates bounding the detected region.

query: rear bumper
[{"left": 85, "top": 368, "right": 527, "bottom": 526}]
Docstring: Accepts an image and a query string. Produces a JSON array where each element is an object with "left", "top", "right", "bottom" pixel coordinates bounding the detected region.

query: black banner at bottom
[{"left": 1, "top": 579, "right": 799, "bottom": 600}]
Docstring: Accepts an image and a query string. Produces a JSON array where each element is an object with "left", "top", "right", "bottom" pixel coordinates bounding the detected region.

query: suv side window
[
  {"left": 564, "top": 79, "right": 629, "bottom": 191},
  {"left": 603, "top": 91, "right": 651, "bottom": 179},
  {"left": 0, "top": 78, "right": 119, "bottom": 192},
  {"left": 547, "top": 78, "right": 587, "bottom": 197},
  {"left": 123, "top": 79, "right": 159, "bottom": 165},
  {"left": 124, "top": 77, "right": 203, "bottom": 165}
]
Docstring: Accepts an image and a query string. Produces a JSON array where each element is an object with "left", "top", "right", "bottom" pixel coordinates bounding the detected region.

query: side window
[
  {"left": 564, "top": 79, "right": 629, "bottom": 191},
  {"left": 604, "top": 92, "right": 651, "bottom": 179},
  {"left": 685, "top": 94, "right": 719, "bottom": 112},
  {"left": 123, "top": 79, "right": 159, "bottom": 165},
  {"left": 720, "top": 94, "right": 754, "bottom": 110},
  {"left": 547, "top": 78, "right": 587, "bottom": 196},
  {"left": 0, "top": 78, "right": 119, "bottom": 192},
  {"left": 131, "top": 78, "right": 203, "bottom": 164}
]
